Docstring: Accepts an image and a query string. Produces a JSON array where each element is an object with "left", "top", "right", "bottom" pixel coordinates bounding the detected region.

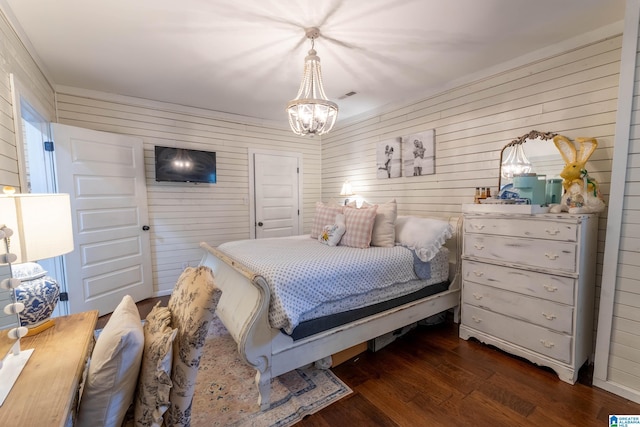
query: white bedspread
[{"left": 217, "top": 235, "right": 419, "bottom": 334}]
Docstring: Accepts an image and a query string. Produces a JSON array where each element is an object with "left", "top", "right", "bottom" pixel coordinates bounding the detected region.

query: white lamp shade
[
  {"left": 0, "top": 194, "right": 74, "bottom": 263},
  {"left": 340, "top": 181, "right": 354, "bottom": 197}
]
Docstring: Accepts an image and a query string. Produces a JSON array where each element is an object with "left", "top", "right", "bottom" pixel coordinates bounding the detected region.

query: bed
[{"left": 198, "top": 213, "right": 462, "bottom": 410}]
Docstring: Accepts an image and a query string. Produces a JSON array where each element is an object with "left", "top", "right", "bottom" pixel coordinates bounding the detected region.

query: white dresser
[{"left": 459, "top": 210, "right": 598, "bottom": 384}]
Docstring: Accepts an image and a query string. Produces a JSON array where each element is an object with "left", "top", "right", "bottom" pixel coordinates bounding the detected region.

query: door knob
[
  {"left": 258, "top": 222, "right": 263, "bottom": 226},
  {"left": 142, "top": 225, "right": 150, "bottom": 231}
]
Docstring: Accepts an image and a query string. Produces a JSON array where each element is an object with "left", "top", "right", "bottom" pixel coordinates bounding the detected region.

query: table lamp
[
  {"left": 0, "top": 190, "right": 74, "bottom": 405},
  {"left": 340, "top": 180, "right": 355, "bottom": 206}
]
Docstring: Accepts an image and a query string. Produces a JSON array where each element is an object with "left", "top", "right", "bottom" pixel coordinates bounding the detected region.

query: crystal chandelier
[
  {"left": 286, "top": 28, "right": 338, "bottom": 136},
  {"left": 501, "top": 143, "right": 532, "bottom": 178}
]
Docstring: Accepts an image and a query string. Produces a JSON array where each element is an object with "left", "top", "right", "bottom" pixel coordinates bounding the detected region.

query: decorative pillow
[
  {"left": 370, "top": 199, "right": 397, "bottom": 247},
  {"left": 10, "top": 262, "right": 47, "bottom": 281},
  {"left": 165, "top": 266, "right": 221, "bottom": 427},
  {"left": 134, "top": 302, "right": 178, "bottom": 427},
  {"left": 310, "top": 201, "right": 344, "bottom": 239},
  {"left": 395, "top": 216, "right": 453, "bottom": 262},
  {"left": 318, "top": 213, "right": 346, "bottom": 246},
  {"left": 340, "top": 205, "right": 378, "bottom": 248},
  {"left": 325, "top": 198, "right": 342, "bottom": 207},
  {"left": 77, "top": 295, "right": 144, "bottom": 427}
]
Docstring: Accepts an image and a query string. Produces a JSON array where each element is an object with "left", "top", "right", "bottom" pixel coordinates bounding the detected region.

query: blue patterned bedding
[{"left": 217, "top": 235, "right": 446, "bottom": 334}]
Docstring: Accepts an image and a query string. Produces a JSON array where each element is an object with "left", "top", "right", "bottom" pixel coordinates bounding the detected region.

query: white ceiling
[{"left": 2, "top": 0, "right": 626, "bottom": 126}]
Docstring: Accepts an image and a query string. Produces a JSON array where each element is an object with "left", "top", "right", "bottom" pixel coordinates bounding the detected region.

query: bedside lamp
[
  {"left": 2, "top": 192, "right": 74, "bottom": 333},
  {"left": 340, "top": 180, "right": 355, "bottom": 206},
  {"left": 0, "top": 191, "right": 73, "bottom": 405}
]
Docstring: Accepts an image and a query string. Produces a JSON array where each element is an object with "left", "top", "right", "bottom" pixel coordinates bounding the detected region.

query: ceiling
[{"left": 2, "top": 0, "right": 626, "bottom": 127}]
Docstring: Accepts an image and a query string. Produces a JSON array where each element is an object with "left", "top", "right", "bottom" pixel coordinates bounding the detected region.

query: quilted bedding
[{"left": 217, "top": 235, "right": 439, "bottom": 334}]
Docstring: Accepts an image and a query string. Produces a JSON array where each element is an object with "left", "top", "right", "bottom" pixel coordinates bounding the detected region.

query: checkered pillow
[
  {"left": 340, "top": 205, "right": 378, "bottom": 248},
  {"left": 310, "top": 202, "right": 344, "bottom": 238}
]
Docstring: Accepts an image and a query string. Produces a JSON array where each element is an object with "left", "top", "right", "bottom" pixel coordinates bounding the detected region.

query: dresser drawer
[
  {"left": 465, "top": 217, "right": 578, "bottom": 242},
  {"left": 463, "top": 281, "right": 573, "bottom": 333},
  {"left": 462, "top": 260, "right": 575, "bottom": 305},
  {"left": 464, "top": 235, "right": 576, "bottom": 272},
  {"left": 462, "top": 304, "right": 572, "bottom": 363}
]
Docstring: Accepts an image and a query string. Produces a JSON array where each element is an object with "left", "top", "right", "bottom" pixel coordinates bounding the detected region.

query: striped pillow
[
  {"left": 340, "top": 205, "right": 378, "bottom": 248},
  {"left": 310, "top": 202, "right": 344, "bottom": 238}
]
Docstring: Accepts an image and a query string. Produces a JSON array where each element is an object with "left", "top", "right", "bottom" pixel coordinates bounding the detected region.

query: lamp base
[
  {"left": 0, "top": 345, "right": 34, "bottom": 406},
  {"left": 24, "top": 319, "right": 55, "bottom": 337}
]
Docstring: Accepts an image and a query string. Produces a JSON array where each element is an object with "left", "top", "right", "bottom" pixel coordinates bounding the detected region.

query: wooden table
[{"left": 0, "top": 310, "right": 98, "bottom": 427}]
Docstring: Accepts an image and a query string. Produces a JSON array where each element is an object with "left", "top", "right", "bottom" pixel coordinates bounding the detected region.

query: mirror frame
[{"left": 498, "top": 130, "right": 558, "bottom": 190}]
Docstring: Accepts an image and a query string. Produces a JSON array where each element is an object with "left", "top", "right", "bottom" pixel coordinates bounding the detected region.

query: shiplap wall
[
  {"left": 322, "top": 36, "right": 621, "bottom": 216},
  {"left": 322, "top": 35, "right": 622, "bottom": 360},
  {"left": 594, "top": 0, "right": 640, "bottom": 403},
  {"left": 0, "top": 10, "right": 55, "bottom": 190},
  {"left": 54, "top": 91, "right": 320, "bottom": 294}
]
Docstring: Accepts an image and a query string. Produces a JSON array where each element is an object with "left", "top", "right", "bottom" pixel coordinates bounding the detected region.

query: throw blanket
[{"left": 217, "top": 236, "right": 418, "bottom": 334}]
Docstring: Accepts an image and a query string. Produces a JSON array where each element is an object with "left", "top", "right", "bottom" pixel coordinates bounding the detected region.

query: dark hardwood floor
[
  {"left": 95, "top": 295, "right": 170, "bottom": 329},
  {"left": 299, "top": 320, "right": 640, "bottom": 427},
  {"left": 100, "top": 300, "right": 640, "bottom": 426}
]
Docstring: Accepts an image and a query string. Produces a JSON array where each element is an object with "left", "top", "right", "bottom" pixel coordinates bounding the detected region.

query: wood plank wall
[
  {"left": 611, "top": 37, "right": 640, "bottom": 389},
  {"left": 54, "top": 92, "right": 321, "bottom": 294},
  {"left": 321, "top": 35, "right": 622, "bottom": 356},
  {"left": 598, "top": 12, "right": 640, "bottom": 398},
  {"left": 0, "top": 10, "right": 55, "bottom": 190},
  {"left": 3, "top": 3, "right": 636, "bottom": 399}
]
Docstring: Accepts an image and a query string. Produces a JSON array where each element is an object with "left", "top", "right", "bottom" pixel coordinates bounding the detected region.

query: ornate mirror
[{"left": 498, "top": 130, "right": 564, "bottom": 190}]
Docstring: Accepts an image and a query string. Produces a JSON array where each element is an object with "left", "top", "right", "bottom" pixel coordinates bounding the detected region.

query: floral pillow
[
  {"left": 318, "top": 214, "right": 346, "bottom": 246},
  {"left": 165, "top": 266, "right": 220, "bottom": 427},
  {"left": 134, "top": 302, "right": 177, "bottom": 427}
]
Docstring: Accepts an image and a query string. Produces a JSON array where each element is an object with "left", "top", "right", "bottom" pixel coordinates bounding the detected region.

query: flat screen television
[{"left": 154, "top": 146, "right": 217, "bottom": 183}]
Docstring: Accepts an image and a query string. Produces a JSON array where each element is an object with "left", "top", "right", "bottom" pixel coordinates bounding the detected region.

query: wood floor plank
[{"left": 298, "top": 319, "right": 640, "bottom": 426}]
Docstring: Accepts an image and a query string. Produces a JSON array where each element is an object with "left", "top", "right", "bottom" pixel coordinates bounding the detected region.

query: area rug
[{"left": 191, "top": 315, "right": 352, "bottom": 426}]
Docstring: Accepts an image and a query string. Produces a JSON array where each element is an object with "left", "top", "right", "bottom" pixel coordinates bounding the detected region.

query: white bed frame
[{"left": 199, "top": 215, "right": 462, "bottom": 410}]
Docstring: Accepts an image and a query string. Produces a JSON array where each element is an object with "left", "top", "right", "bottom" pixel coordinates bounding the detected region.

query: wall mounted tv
[{"left": 154, "top": 146, "right": 217, "bottom": 184}]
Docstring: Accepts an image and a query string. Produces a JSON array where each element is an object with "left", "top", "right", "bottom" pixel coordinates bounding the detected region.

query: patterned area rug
[{"left": 191, "top": 315, "right": 352, "bottom": 426}]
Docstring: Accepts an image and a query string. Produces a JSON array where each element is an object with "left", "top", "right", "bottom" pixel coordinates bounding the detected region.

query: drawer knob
[
  {"left": 542, "top": 312, "right": 557, "bottom": 320},
  {"left": 544, "top": 252, "right": 559, "bottom": 260},
  {"left": 545, "top": 228, "right": 560, "bottom": 235},
  {"left": 471, "top": 316, "right": 482, "bottom": 323},
  {"left": 474, "top": 243, "right": 485, "bottom": 250},
  {"left": 472, "top": 293, "right": 483, "bottom": 300},
  {"left": 473, "top": 224, "right": 485, "bottom": 230},
  {"left": 543, "top": 284, "right": 558, "bottom": 292},
  {"left": 540, "top": 339, "right": 555, "bottom": 348},
  {"left": 473, "top": 270, "right": 484, "bottom": 277}
]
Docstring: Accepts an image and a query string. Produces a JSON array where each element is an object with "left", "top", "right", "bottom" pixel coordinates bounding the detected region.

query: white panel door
[
  {"left": 52, "top": 123, "right": 153, "bottom": 315},
  {"left": 254, "top": 153, "right": 300, "bottom": 238}
]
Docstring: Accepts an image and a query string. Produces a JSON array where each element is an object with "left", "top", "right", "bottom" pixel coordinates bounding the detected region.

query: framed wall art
[
  {"left": 376, "top": 138, "right": 401, "bottom": 179},
  {"left": 402, "top": 129, "right": 435, "bottom": 176}
]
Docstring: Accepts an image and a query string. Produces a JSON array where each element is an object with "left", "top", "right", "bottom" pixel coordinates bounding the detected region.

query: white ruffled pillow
[
  {"left": 395, "top": 216, "right": 453, "bottom": 262},
  {"left": 318, "top": 214, "right": 346, "bottom": 246}
]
